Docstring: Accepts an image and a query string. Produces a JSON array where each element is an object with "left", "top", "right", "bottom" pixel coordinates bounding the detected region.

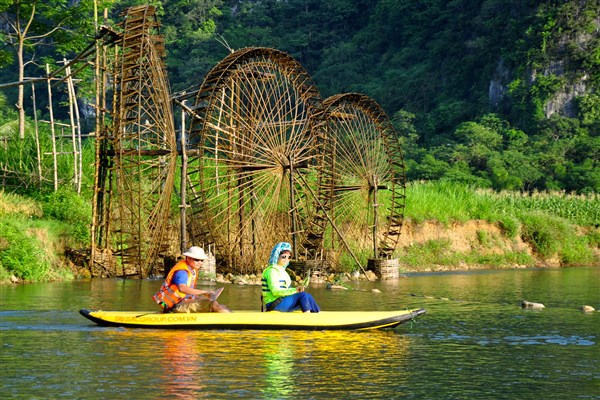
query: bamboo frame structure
[{"left": 90, "top": 5, "right": 177, "bottom": 278}]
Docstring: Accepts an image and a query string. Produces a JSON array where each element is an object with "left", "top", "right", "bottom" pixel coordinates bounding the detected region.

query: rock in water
[{"left": 521, "top": 300, "right": 545, "bottom": 309}]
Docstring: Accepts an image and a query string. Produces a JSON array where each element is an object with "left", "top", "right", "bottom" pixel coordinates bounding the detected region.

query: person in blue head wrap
[{"left": 261, "top": 242, "right": 320, "bottom": 313}]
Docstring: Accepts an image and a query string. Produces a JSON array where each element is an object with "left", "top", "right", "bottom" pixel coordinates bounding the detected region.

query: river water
[{"left": 1, "top": 267, "right": 598, "bottom": 399}]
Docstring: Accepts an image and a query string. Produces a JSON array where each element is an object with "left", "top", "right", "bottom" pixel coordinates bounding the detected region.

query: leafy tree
[
  {"left": 577, "top": 93, "right": 600, "bottom": 132},
  {"left": 0, "top": 0, "right": 96, "bottom": 138},
  {"left": 161, "top": 0, "right": 224, "bottom": 93}
]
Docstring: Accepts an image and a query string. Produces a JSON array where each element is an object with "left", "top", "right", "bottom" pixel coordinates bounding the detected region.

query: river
[{"left": 1, "top": 267, "right": 598, "bottom": 399}]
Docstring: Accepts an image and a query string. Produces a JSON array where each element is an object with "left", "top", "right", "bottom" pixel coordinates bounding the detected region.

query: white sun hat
[{"left": 182, "top": 246, "right": 209, "bottom": 260}]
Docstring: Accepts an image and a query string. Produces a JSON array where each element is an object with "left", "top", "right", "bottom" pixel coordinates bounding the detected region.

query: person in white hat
[{"left": 153, "top": 246, "right": 231, "bottom": 313}]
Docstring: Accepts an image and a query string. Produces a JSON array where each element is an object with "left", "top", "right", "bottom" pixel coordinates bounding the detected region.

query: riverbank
[
  {"left": 2, "top": 217, "right": 598, "bottom": 285},
  {"left": 1, "top": 183, "right": 599, "bottom": 284}
]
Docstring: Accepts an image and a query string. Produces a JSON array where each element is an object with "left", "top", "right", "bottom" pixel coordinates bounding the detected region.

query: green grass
[
  {"left": 406, "top": 180, "right": 496, "bottom": 224},
  {"left": 398, "top": 238, "right": 535, "bottom": 270},
  {"left": 0, "top": 189, "right": 88, "bottom": 282},
  {"left": 396, "top": 180, "right": 598, "bottom": 270},
  {"left": 477, "top": 189, "right": 600, "bottom": 227},
  {"left": 405, "top": 181, "right": 599, "bottom": 227}
]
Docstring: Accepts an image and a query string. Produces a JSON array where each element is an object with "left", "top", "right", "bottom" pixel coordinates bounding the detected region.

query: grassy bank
[
  {"left": 0, "top": 189, "right": 92, "bottom": 282},
  {"left": 1, "top": 181, "right": 598, "bottom": 283},
  {"left": 400, "top": 181, "right": 599, "bottom": 271}
]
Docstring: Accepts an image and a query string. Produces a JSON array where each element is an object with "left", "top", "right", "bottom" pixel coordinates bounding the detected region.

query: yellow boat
[{"left": 79, "top": 308, "right": 426, "bottom": 331}]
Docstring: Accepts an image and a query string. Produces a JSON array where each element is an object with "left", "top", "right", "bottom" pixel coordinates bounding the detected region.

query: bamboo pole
[
  {"left": 31, "top": 82, "right": 43, "bottom": 186},
  {"left": 67, "top": 60, "right": 84, "bottom": 195},
  {"left": 372, "top": 174, "right": 379, "bottom": 259},
  {"left": 46, "top": 64, "right": 58, "bottom": 192},
  {"left": 64, "top": 58, "right": 80, "bottom": 192},
  {"left": 180, "top": 101, "right": 188, "bottom": 253},
  {"left": 289, "top": 155, "right": 298, "bottom": 257},
  {"left": 90, "top": 1, "right": 102, "bottom": 272}
]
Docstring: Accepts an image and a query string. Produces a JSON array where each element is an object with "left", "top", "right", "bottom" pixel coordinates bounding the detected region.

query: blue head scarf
[{"left": 268, "top": 242, "right": 292, "bottom": 265}]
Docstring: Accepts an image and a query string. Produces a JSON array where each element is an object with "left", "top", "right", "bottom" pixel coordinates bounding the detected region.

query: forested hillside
[{"left": 1, "top": 0, "right": 599, "bottom": 192}]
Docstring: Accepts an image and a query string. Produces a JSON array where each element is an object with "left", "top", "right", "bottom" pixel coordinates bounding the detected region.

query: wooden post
[
  {"left": 289, "top": 155, "right": 297, "bottom": 257},
  {"left": 180, "top": 101, "right": 188, "bottom": 253},
  {"left": 46, "top": 64, "right": 58, "bottom": 192},
  {"left": 372, "top": 174, "right": 379, "bottom": 259}
]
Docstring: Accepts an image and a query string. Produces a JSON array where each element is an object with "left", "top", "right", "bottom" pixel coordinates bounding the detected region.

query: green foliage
[
  {"left": 498, "top": 215, "right": 520, "bottom": 239},
  {"left": 400, "top": 182, "right": 596, "bottom": 267},
  {"left": 486, "top": 190, "right": 599, "bottom": 227},
  {"left": 0, "top": 219, "right": 51, "bottom": 281},
  {"left": 36, "top": 187, "right": 91, "bottom": 243},
  {"left": 0, "top": 104, "right": 97, "bottom": 196},
  {"left": 400, "top": 239, "right": 456, "bottom": 268},
  {"left": 406, "top": 181, "right": 496, "bottom": 224},
  {"left": 519, "top": 212, "right": 562, "bottom": 257},
  {"left": 0, "top": 190, "right": 42, "bottom": 219},
  {"left": 585, "top": 229, "right": 600, "bottom": 249},
  {"left": 1, "top": 0, "right": 597, "bottom": 194},
  {"left": 559, "top": 237, "right": 594, "bottom": 265},
  {"left": 577, "top": 93, "right": 600, "bottom": 127},
  {"left": 518, "top": 211, "right": 592, "bottom": 264}
]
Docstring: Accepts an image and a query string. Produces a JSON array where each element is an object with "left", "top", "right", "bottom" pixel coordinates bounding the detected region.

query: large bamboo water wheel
[
  {"left": 91, "top": 5, "right": 177, "bottom": 277},
  {"left": 185, "top": 48, "right": 326, "bottom": 273},
  {"left": 318, "top": 93, "right": 406, "bottom": 267}
]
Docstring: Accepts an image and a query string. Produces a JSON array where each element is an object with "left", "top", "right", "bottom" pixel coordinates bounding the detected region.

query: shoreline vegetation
[{"left": 1, "top": 182, "right": 598, "bottom": 284}]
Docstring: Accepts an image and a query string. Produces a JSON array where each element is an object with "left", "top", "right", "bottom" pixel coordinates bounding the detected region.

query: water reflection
[
  {"left": 161, "top": 332, "right": 206, "bottom": 397},
  {"left": 1, "top": 267, "right": 598, "bottom": 399},
  {"left": 261, "top": 335, "right": 294, "bottom": 398}
]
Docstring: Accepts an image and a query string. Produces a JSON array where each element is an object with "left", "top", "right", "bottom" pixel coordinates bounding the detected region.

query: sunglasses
[
  {"left": 192, "top": 258, "right": 204, "bottom": 262},
  {"left": 280, "top": 254, "right": 291, "bottom": 259}
]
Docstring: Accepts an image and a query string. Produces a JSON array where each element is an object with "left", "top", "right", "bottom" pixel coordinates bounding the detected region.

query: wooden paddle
[{"left": 209, "top": 287, "right": 224, "bottom": 301}]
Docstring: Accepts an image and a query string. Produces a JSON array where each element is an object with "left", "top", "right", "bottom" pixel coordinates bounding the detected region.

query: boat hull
[{"left": 79, "top": 308, "right": 426, "bottom": 331}]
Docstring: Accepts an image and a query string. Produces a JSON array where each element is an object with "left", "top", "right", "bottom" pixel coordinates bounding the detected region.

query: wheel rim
[
  {"left": 320, "top": 93, "right": 406, "bottom": 265},
  {"left": 187, "top": 48, "right": 324, "bottom": 272}
]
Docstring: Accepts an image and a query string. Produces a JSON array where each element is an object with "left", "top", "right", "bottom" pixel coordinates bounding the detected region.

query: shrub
[
  {"left": 498, "top": 215, "right": 520, "bottom": 238},
  {"left": 0, "top": 191, "right": 43, "bottom": 219},
  {"left": 400, "top": 239, "right": 455, "bottom": 267},
  {"left": 586, "top": 229, "right": 600, "bottom": 248},
  {"left": 37, "top": 187, "right": 91, "bottom": 244},
  {"left": 518, "top": 211, "right": 593, "bottom": 264},
  {"left": 519, "top": 212, "right": 566, "bottom": 257},
  {"left": 559, "top": 237, "right": 594, "bottom": 265},
  {"left": 0, "top": 220, "right": 51, "bottom": 281}
]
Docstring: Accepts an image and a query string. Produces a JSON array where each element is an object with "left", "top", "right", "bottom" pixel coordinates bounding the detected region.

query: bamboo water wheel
[
  {"left": 91, "top": 6, "right": 177, "bottom": 277},
  {"left": 185, "top": 48, "right": 326, "bottom": 273},
  {"left": 318, "top": 93, "right": 406, "bottom": 266}
]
